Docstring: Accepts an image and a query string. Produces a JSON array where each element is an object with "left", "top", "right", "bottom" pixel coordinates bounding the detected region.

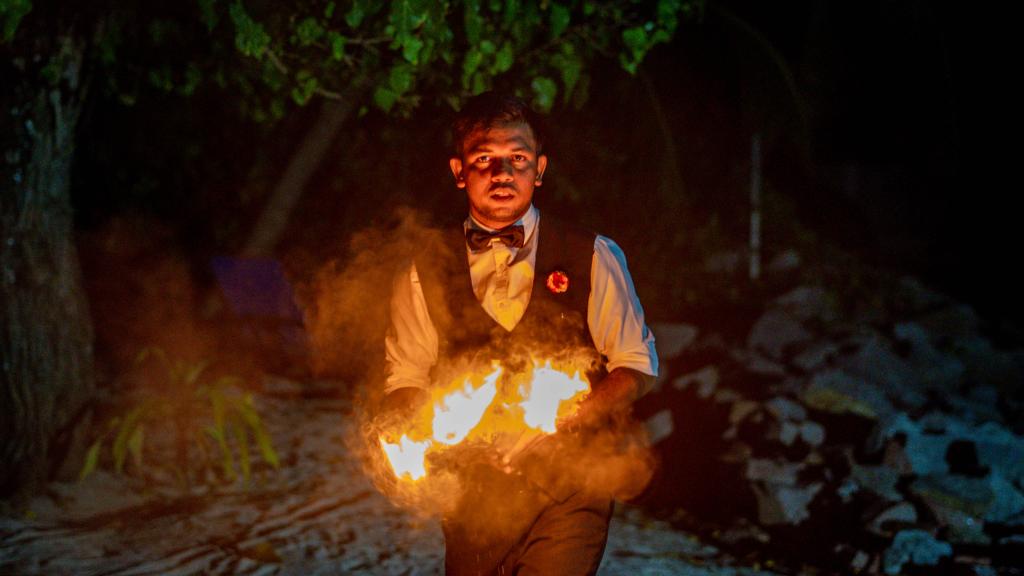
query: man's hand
[
  {"left": 379, "top": 386, "right": 431, "bottom": 421},
  {"left": 559, "top": 368, "right": 653, "bottom": 431}
]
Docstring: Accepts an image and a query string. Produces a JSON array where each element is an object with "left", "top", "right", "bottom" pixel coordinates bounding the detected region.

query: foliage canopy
[{"left": 4, "top": 0, "right": 702, "bottom": 119}]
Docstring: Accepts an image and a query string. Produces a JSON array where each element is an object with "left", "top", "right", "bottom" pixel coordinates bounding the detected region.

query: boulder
[
  {"left": 849, "top": 463, "right": 903, "bottom": 502},
  {"left": 765, "top": 397, "right": 807, "bottom": 422},
  {"left": 745, "top": 459, "right": 822, "bottom": 525},
  {"left": 869, "top": 502, "right": 918, "bottom": 537},
  {"left": 791, "top": 341, "right": 839, "bottom": 373},
  {"left": 773, "top": 285, "right": 838, "bottom": 323},
  {"left": 747, "top": 309, "right": 812, "bottom": 360},
  {"left": 799, "top": 421, "right": 825, "bottom": 447},
  {"left": 750, "top": 481, "right": 823, "bottom": 526},
  {"left": 803, "top": 369, "right": 894, "bottom": 421},
  {"left": 644, "top": 409, "right": 674, "bottom": 445},
  {"left": 835, "top": 334, "right": 926, "bottom": 409},
  {"left": 671, "top": 365, "right": 719, "bottom": 399},
  {"left": 882, "top": 529, "right": 952, "bottom": 575},
  {"left": 893, "top": 275, "right": 950, "bottom": 313},
  {"left": 650, "top": 322, "right": 699, "bottom": 362},
  {"left": 882, "top": 413, "right": 1024, "bottom": 484},
  {"left": 909, "top": 472, "right": 1024, "bottom": 545},
  {"left": 892, "top": 321, "right": 965, "bottom": 391}
]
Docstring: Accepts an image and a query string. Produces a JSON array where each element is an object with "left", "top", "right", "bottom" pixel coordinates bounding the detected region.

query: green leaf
[
  {"left": 128, "top": 425, "right": 144, "bottom": 471},
  {"left": 205, "top": 424, "right": 236, "bottom": 480},
  {"left": 470, "top": 71, "right": 486, "bottom": 95},
  {"left": 0, "top": 0, "right": 32, "bottom": 43},
  {"left": 197, "top": 0, "right": 218, "bottom": 31},
  {"left": 324, "top": 1, "right": 335, "bottom": 19},
  {"left": 622, "top": 26, "right": 647, "bottom": 57},
  {"left": 461, "top": 46, "right": 482, "bottom": 87},
  {"left": 373, "top": 86, "right": 397, "bottom": 112},
  {"left": 147, "top": 66, "right": 174, "bottom": 92},
  {"left": 620, "top": 26, "right": 649, "bottom": 74},
  {"left": 182, "top": 360, "right": 209, "bottom": 386},
  {"left": 295, "top": 17, "right": 324, "bottom": 46},
  {"left": 233, "top": 421, "right": 251, "bottom": 481},
  {"left": 178, "top": 64, "right": 201, "bottom": 96},
  {"left": 656, "top": 0, "right": 681, "bottom": 32},
  {"left": 210, "top": 387, "right": 226, "bottom": 433},
  {"left": 388, "top": 63, "right": 414, "bottom": 95},
  {"left": 327, "top": 31, "right": 346, "bottom": 60},
  {"left": 229, "top": 1, "right": 270, "bottom": 59},
  {"left": 463, "top": 0, "right": 483, "bottom": 45},
  {"left": 79, "top": 440, "right": 101, "bottom": 481},
  {"left": 345, "top": 0, "right": 365, "bottom": 28},
  {"left": 402, "top": 35, "right": 423, "bottom": 64},
  {"left": 238, "top": 398, "right": 279, "bottom": 468},
  {"left": 531, "top": 76, "right": 557, "bottom": 112},
  {"left": 113, "top": 405, "right": 146, "bottom": 473},
  {"left": 492, "top": 41, "right": 514, "bottom": 74},
  {"left": 291, "top": 70, "right": 319, "bottom": 106},
  {"left": 552, "top": 46, "right": 581, "bottom": 102},
  {"left": 479, "top": 40, "right": 496, "bottom": 55},
  {"left": 549, "top": 3, "right": 570, "bottom": 39}
]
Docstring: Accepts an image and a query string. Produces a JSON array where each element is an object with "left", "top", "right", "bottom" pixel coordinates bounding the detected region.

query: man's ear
[
  {"left": 535, "top": 155, "right": 548, "bottom": 186},
  {"left": 449, "top": 157, "right": 465, "bottom": 188}
]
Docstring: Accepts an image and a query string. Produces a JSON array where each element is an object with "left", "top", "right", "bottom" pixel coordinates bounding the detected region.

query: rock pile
[{"left": 637, "top": 278, "right": 1024, "bottom": 574}]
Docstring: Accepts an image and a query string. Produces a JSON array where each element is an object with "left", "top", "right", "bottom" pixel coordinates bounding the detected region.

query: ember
[{"left": 378, "top": 360, "right": 591, "bottom": 483}]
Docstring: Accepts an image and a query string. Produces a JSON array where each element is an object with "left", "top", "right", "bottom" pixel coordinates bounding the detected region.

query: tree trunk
[
  {"left": 241, "top": 97, "right": 357, "bottom": 257},
  {"left": 0, "top": 35, "right": 94, "bottom": 499}
]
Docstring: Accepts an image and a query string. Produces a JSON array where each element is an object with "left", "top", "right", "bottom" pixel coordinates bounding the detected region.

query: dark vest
[{"left": 415, "top": 213, "right": 606, "bottom": 384}]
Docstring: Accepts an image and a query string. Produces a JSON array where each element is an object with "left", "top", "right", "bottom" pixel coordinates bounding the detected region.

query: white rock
[
  {"left": 799, "top": 421, "right": 826, "bottom": 446},
  {"left": 644, "top": 410, "right": 674, "bottom": 445},
  {"left": 650, "top": 322, "right": 699, "bottom": 361}
]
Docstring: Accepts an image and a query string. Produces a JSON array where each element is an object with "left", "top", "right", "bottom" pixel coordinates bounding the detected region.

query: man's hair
[{"left": 451, "top": 91, "right": 544, "bottom": 157}]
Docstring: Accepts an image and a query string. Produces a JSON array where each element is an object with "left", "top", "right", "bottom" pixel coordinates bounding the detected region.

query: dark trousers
[{"left": 442, "top": 462, "right": 613, "bottom": 576}]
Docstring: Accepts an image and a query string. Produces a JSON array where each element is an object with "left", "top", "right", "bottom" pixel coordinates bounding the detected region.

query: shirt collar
[{"left": 465, "top": 204, "right": 538, "bottom": 246}]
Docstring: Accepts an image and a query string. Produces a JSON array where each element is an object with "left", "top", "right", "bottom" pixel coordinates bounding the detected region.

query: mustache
[{"left": 488, "top": 183, "right": 517, "bottom": 192}]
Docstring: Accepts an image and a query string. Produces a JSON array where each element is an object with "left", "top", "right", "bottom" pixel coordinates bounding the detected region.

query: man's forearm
[
  {"left": 565, "top": 367, "right": 652, "bottom": 429},
  {"left": 380, "top": 386, "right": 431, "bottom": 417},
  {"left": 592, "top": 367, "right": 652, "bottom": 409}
]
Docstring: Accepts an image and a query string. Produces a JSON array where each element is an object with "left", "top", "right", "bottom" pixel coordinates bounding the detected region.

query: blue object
[{"left": 211, "top": 256, "right": 303, "bottom": 321}]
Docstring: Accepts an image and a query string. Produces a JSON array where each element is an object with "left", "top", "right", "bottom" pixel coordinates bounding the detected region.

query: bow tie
[{"left": 465, "top": 224, "right": 525, "bottom": 251}]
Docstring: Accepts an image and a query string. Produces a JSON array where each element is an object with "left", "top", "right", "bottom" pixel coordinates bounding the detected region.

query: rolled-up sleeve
[
  {"left": 588, "top": 236, "right": 659, "bottom": 383},
  {"left": 383, "top": 262, "right": 438, "bottom": 393}
]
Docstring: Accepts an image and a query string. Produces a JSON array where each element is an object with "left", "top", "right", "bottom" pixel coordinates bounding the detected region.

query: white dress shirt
[{"left": 384, "top": 205, "right": 658, "bottom": 393}]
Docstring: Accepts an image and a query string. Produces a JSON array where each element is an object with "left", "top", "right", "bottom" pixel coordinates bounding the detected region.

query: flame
[
  {"left": 378, "top": 360, "right": 590, "bottom": 482},
  {"left": 519, "top": 362, "right": 589, "bottom": 433},
  {"left": 432, "top": 366, "right": 502, "bottom": 445},
  {"left": 380, "top": 434, "right": 431, "bottom": 481}
]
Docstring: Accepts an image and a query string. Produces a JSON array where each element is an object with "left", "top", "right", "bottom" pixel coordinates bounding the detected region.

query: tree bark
[{"left": 0, "top": 34, "right": 94, "bottom": 499}]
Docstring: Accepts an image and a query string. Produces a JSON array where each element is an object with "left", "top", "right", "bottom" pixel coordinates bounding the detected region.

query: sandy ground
[{"left": 0, "top": 391, "right": 779, "bottom": 576}]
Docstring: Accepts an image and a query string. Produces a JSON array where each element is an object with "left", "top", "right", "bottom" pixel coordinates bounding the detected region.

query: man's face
[{"left": 449, "top": 122, "right": 547, "bottom": 229}]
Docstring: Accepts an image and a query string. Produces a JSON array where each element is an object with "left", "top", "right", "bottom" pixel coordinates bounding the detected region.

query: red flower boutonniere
[{"left": 546, "top": 270, "right": 569, "bottom": 294}]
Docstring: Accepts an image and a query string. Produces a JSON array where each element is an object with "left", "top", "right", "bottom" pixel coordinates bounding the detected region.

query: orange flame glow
[
  {"left": 519, "top": 362, "right": 589, "bottom": 433},
  {"left": 379, "top": 434, "right": 431, "bottom": 481},
  {"left": 433, "top": 366, "right": 502, "bottom": 445},
  {"left": 378, "top": 360, "right": 590, "bottom": 483}
]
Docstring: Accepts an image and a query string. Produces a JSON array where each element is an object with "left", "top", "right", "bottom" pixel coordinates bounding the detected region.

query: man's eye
[
  {"left": 474, "top": 156, "right": 490, "bottom": 164},
  {"left": 512, "top": 155, "right": 527, "bottom": 162}
]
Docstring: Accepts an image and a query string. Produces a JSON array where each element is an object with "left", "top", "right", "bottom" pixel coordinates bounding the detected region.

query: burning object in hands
[{"left": 378, "top": 360, "right": 590, "bottom": 483}]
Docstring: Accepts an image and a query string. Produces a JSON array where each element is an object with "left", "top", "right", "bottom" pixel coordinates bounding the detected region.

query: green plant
[{"left": 80, "top": 347, "right": 279, "bottom": 485}]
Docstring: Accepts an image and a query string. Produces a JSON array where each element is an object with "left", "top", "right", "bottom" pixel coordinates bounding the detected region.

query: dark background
[{"left": 69, "top": 0, "right": 1018, "bottom": 351}]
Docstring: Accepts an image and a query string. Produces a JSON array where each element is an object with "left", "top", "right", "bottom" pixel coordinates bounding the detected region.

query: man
[{"left": 383, "top": 92, "right": 658, "bottom": 575}]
